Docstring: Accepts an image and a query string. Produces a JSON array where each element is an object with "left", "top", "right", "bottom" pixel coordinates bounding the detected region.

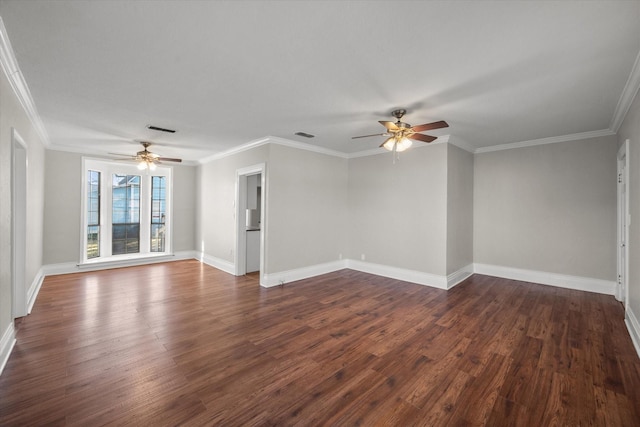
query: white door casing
[
  {"left": 11, "top": 128, "right": 27, "bottom": 318},
  {"left": 234, "top": 163, "right": 266, "bottom": 285},
  {"left": 617, "top": 139, "right": 630, "bottom": 307}
]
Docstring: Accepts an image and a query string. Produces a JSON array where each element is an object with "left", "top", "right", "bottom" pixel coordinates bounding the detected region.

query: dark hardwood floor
[{"left": 1, "top": 260, "right": 639, "bottom": 426}]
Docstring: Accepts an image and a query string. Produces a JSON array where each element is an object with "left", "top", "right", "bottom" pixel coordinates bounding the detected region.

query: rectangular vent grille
[
  {"left": 147, "top": 125, "right": 176, "bottom": 133},
  {"left": 294, "top": 132, "right": 315, "bottom": 138}
]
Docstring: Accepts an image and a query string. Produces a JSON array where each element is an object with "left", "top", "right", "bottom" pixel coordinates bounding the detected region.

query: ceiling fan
[
  {"left": 352, "top": 109, "right": 449, "bottom": 153},
  {"left": 110, "top": 141, "right": 182, "bottom": 170}
]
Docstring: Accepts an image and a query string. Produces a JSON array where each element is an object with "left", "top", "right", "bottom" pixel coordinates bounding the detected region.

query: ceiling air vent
[
  {"left": 294, "top": 132, "right": 315, "bottom": 138},
  {"left": 146, "top": 125, "right": 176, "bottom": 133}
]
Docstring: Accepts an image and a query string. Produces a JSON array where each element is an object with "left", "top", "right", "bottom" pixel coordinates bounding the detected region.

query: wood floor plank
[
  {"left": 499, "top": 335, "right": 544, "bottom": 405},
  {"left": 403, "top": 337, "right": 472, "bottom": 409},
  {"left": 0, "top": 260, "right": 639, "bottom": 425},
  {"left": 454, "top": 352, "right": 513, "bottom": 425},
  {"left": 486, "top": 396, "right": 530, "bottom": 426}
]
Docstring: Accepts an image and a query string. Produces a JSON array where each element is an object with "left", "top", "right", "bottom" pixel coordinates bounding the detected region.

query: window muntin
[
  {"left": 112, "top": 174, "right": 141, "bottom": 255},
  {"left": 86, "top": 170, "right": 101, "bottom": 259},
  {"left": 150, "top": 176, "right": 166, "bottom": 252}
]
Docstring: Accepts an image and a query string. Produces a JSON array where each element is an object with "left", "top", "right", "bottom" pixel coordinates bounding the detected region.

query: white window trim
[{"left": 80, "top": 157, "right": 173, "bottom": 266}]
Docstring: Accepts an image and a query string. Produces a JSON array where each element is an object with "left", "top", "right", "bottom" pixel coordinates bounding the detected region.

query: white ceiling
[{"left": 0, "top": 0, "right": 639, "bottom": 162}]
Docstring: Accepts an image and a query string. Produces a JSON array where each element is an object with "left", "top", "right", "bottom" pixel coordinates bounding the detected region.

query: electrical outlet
[
  {"left": 339, "top": 253, "right": 342, "bottom": 260},
  {"left": 361, "top": 254, "right": 365, "bottom": 261}
]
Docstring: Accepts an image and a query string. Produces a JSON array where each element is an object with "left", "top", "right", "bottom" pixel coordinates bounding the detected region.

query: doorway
[
  {"left": 617, "top": 139, "right": 629, "bottom": 307},
  {"left": 12, "top": 129, "right": 27, "bottom": 318},
  {"left": 235, "top": 164, "right": 266, "bottom": 285}
]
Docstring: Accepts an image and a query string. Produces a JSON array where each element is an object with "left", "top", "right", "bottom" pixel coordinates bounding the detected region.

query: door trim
[
  {"left": 617, "top": 139, "right": 630, "bottom": 308},
  {"left": 234, "top": 163, "right": 266, "bottom": 285},
  {"left": 11, "top": 128, "right": 28, "bottom": 318}
]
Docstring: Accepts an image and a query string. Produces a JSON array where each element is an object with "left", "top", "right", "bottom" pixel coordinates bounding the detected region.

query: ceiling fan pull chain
[{"left": 392, "top": 141, "right": 398, "bottom": 164}]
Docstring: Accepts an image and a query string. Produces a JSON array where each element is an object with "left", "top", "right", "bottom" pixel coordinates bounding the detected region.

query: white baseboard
[
  {"left": 626, "top": 307, "right": 640, "bottom": 359},
  {"left": 473, "top": 263, "right": 616, "bottom": 295},
  {"left": 261, "top": 260, "right": 611, "bottom": 295},
  {"left": 346, "top": 259, "right": 448, "bottom": 290},
  {"left": 27, "top": 268, "right": 45, "bottom": 314},
  {"left": 447, "top": 264, "right": 474, "bottom": 289},
  {"left": 262, "top": 260, "right": 347, "bottom": 288},
  {"left": 0, "top": 322, "right": 16, "bottom": 376},
  {"left": 198, "top": 252, "right": 235, "bottom": 275},
  {"left": 261, "top": 260, "right": 471, "bottom": 291},
  {"left": 43, "top": 251, "right": 198, "bottom": 276},
  {"left": 41, "top": 261, "right": 78, "bottom": 276}
]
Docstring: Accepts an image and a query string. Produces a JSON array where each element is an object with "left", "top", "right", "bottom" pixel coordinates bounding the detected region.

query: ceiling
[{"left": 0, "top": 0, "right": 639, "bottom": 162}]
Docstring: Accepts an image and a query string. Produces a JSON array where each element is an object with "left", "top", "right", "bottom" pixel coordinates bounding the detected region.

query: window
[
  {"left": 86, "top": 170, "right": 101, "bottom": 259},
  {"left": 151, "top": 176, "right": 166, "bottom": 252},
  {"left": 112, "top": 175, "right": 140, "bottom": 255},
  {"left": 81, "top": 159, "right": 172, "bottom": 263}
]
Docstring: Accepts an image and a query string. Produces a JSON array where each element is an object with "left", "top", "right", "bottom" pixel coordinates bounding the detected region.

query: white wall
[
  {"left": 266, "top": 144, "right": 348, "bottom": 273},
  {"left": 474, "top": 135, "right": 618, "bottom": 281},
  {"left": 617, "top": 85, "right": 640, "bottom": 347},
  {"left": 0, "top": 60, "right": 47, "bottom": 367},
  {"left": 447, "top": 144, "right": 474, "bottom": 275},
  {"left": 347, "top": 145, "right": 448, "bottom": 276},
  {"left": 172, "top": 164, "right": 197, "bottom": 253},
  {"left": 43, "top": 150, "right": 81, "bottom": 264}
]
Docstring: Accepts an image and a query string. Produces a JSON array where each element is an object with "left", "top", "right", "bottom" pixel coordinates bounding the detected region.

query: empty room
[{"left": 1, "top": 1, "right": 640, "bottom": 425}]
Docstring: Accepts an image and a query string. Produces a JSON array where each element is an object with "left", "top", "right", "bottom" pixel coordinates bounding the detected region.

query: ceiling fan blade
[
  {"left": 379, "top": 121, "right": 400, "bottom": 131},
  {"left": 410, "top": 120, "right": 449, "bottom": 133},
  {"left": 352, "top": 133, "right": 388, "bottom": 139},
  {"left": 408, "top": 133, "right": 437, "bottom": 143},
  {"left": 157, "top": 157, "right": 182, "bottom": 163}
]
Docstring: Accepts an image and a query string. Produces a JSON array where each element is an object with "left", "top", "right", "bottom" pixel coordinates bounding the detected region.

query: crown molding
[
  {"left": 199, "top": 135, "right": 350, "bottom": 164},
  {"left": 474, "top": 128, "right": 615, "bottom": 154},
  {"left": 346, "top": 147, "right": 388, "bottom": 159},
  {"left": 199, "top": 136, "right": 272, "bottom": 164},
  {"left": 0, "top": 17, "right": 50, "bottom": 147},
  {"left": 610, "top": 48, "right": 640, "bottom": 132},
  {"left": 268, "top": 136, "right": 350, "bottom": 159}
]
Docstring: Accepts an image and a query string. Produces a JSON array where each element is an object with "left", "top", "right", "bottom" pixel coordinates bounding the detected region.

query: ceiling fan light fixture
[
  {"left": 353, "top": 109, "right": 448, "bottom": 160},
  {"left": 110, "top": 141, "right": 182, "bottom": 167},
  {"left": 137, "top": 159, "right": 157, "bottom": 170},
  {"left": 382, "top": 136, "right": 412, "bottom": 152},
  {"left": 396, "top": 137, "right": 412, "bottom": 152},
  {"left": 382, "top": 137, "right": 396, "bottom": 151}
]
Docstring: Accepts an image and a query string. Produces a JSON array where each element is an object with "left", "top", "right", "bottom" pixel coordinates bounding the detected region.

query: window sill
[{"left": 78, "top": 253, "right": 175, "bottom": 270}]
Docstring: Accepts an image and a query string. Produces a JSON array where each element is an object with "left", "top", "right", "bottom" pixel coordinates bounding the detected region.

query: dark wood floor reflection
[{"left": 1, "top": 260, "right": 639, "bottom": 425}]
